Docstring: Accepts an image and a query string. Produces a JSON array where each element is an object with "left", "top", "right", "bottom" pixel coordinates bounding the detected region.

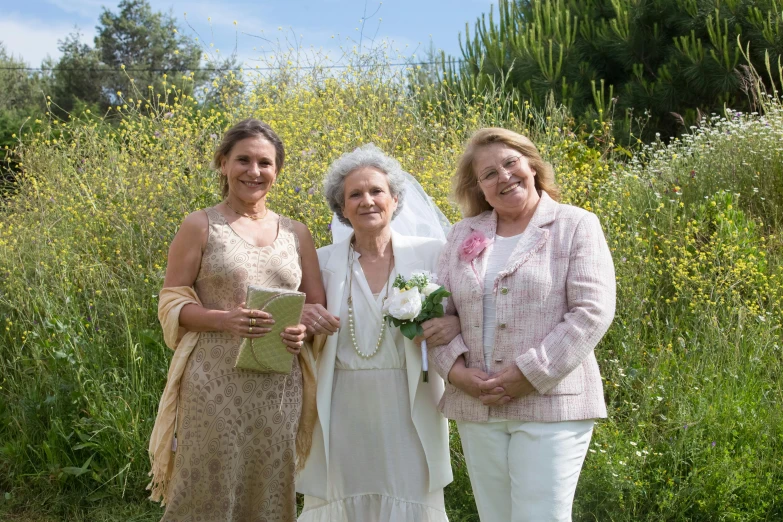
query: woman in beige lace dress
[{"left": 157, "top": 119, "right": 325, "bottom": 521}]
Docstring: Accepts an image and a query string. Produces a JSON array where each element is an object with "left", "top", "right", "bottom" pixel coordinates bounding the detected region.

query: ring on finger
[
  {"left": 248, "top": 326, "right": 253, "bottom": 334},
  {"left": 316, "top": 315, "right": 323, "bottom": 324},
  {"left": 249, "top": 317, "right": 256, "bottom": 327}
]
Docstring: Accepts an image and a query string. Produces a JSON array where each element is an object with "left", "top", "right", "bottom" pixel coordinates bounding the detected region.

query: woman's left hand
[
  {"left": 478, "top": 365, "right": 536, "bottom": 405},
  {"left": 281, "top": 324, "right": 307, "bottom": 355},
  {"left": 301, "top": 303, "right": 340, "bottom": 336}
]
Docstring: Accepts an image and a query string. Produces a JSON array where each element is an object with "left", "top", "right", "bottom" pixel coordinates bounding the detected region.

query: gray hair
[{"left": 323, "top": 143, "right": 407, "bottom": 227}]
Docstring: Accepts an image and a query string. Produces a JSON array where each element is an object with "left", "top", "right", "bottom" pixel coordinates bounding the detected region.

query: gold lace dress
[{"left": 161, "top": 208, "right": 303, "bottom": 522}]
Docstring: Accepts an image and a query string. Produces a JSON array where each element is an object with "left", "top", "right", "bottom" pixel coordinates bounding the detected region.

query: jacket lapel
[
  {"left": 390, "top": 232, "right": 422, "bottom": 413},
  {"left": 315, "top": 236, "right": 352, "bottom": 471},
  {"left": 492, "top": 192, "right": 557, "bottom": 292},
  {"left": 466, "top": 210, "right": 497, "bottom": 292}
]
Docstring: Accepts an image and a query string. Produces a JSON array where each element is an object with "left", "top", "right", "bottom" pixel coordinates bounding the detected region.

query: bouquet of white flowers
[{"left": 382, "top": 271, "right": 450, "bottom": 382}]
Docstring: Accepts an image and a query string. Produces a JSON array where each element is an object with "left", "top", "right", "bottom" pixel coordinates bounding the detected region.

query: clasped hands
[
  {"left": 222, "top": 302, "right": 307, "bottom": 356},
  {"left": 447, "top": 357, "right": 536, "bottom": 405},
  {"left": 419, "top": 316, "right": 535, "bottom": 404}
]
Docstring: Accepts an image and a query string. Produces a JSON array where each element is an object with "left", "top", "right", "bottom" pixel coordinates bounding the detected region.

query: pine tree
[{"left": 433, "top": 0, "right": 783, "bottom": 141}]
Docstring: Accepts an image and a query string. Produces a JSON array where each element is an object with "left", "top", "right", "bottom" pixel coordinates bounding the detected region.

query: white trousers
[{"left": 457, "top": 419, "right": 595, "bottom": 522}]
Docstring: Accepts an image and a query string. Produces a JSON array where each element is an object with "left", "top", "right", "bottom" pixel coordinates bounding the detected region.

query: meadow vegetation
[{"left": 1, "top": 51, "right": 782, "bottom": 520}]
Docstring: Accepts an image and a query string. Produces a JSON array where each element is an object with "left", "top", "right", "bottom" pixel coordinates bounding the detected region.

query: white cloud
[
  {"left": 0, "top": 16, "right": 95, "bottom": 67},
  {"left": 43, "top": 0, "right": 107, "bottom": 18},
  {"left": 1, "top": 1, "right": 421, "bottom": 72},
  {"left": 141, "top": 1, "right": 354, "bottom": 68}
]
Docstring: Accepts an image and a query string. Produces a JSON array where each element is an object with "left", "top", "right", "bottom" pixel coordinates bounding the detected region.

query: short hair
[
  {"left": 211, "top": 118, "right": 285, "bottom": 198},
  {"left": 323, "top": 143, "right": 407, "bottom": 227},
  {"left": 453, "top": 128, "right": 561, "bottom": 217}
]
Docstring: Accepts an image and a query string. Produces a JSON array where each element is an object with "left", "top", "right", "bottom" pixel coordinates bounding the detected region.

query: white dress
[{"left": 299, "top": 253, "right": 448, "bottom": 522}]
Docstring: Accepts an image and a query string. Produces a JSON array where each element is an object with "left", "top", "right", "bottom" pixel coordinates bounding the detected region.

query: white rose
[
  {"left": 383, "top": 287, "right": 423, "bottom": 321},
  {"left": 382, "top": 287, "right": 400, "bottom": 314},
  {"left": 422, "top": 283, "right": 441, "bottom": 297}
]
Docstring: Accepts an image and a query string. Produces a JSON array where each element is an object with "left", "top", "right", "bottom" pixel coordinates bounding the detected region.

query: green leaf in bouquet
[
  {"left": 430, "top": 287, "right": 451, "bottom": 300},
  {"left": 400, "top": 321, "right": 418, "bottom": 339}
]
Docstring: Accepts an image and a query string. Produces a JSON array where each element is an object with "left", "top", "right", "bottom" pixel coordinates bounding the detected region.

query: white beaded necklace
[{"left": 346, "top": 243, "right": 394, "bottom": 359}]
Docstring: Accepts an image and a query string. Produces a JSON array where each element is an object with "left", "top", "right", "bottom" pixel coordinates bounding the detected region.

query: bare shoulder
[
  {"left": 287, "top": 218, "right": 314, "bottom": 239},
  {"left": 174, "top": 209, "right": 209, "bottom": 245},
  {"left": 284, "top": 217, "right": 318, "bottom": 252},
  {"left": 164, "top": 209, "right": 209, "bottom": 287},
  {"left": 180, "top": 209, "right": 209, "bottom": 233}
]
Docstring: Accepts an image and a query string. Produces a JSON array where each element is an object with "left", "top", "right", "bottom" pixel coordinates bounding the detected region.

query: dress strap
[
  {"left": 203, "top": 206, "right": 226, "bottom": 226},
  {"left": 278, "top": 215, "right": 301, "bottom": 254}
]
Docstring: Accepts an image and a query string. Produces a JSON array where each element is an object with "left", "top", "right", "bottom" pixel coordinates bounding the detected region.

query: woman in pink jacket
[{"left": 424, "top": 128, "right": 616, "bottom": 521}]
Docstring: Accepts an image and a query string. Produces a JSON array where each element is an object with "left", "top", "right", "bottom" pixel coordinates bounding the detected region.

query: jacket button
[
  {"left": 494, "top": 357, "right": 503, "bottom": 363},
  {"left": 500, "top": 287, "right": 508, "bottom": 295},
  {"left": 499, "top": 323, "right": 507, "bottom": 329}
]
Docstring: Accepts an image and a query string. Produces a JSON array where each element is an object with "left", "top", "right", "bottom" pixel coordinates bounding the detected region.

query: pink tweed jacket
[{"left": 430, "top": 192, "right": 615, "bottom": 422}]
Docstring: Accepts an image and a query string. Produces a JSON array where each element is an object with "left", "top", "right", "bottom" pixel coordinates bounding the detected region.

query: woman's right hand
[
  {"left": 220, "top": 302, "right": 275, "bottom": 338},
  {"left": 447, "top": 357, "right": 497, "bottom": 399},
  {"left": 302, "top": 303, "right": 340, "bottom": 336},
  {"left": 420, "top": 315, "right": 461, "bottom": 347}
]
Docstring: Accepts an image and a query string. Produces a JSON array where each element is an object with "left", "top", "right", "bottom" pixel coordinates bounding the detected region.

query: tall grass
[{"left": 1, "top": 53, "right": 782, "bottom": 520}]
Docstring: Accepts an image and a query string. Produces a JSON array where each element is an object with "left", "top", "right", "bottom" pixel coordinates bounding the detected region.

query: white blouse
[
  {"left": 482, "top": 233, "right": 523, "bottom": 370},
  {"left": 334, "top": 250, "right": 405, "bottom": 370}
]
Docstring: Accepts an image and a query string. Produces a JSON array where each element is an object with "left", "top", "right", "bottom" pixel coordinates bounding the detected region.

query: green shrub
[{"left": 1, "top": 53, "right": 782, "bottom": 521}]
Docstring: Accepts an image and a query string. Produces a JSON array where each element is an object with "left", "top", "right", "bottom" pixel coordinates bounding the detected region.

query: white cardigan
[{"left": 296, "top": 231, "right": 453, "bottom": 498}]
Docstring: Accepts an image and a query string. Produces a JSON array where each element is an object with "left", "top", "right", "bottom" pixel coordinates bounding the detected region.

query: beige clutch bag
[{"left": 234, "top": 285, "right": 305, "bottom": 374}]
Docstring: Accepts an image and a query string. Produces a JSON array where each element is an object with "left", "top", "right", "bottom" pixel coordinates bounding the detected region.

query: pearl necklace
[{"left": 347, "top": 243, "right": 394, "bottom": 359}]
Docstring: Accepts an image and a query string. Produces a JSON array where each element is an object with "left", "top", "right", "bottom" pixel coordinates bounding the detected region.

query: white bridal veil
[{"left": 330, "top": 171, "right": 452, "bottom": 243}]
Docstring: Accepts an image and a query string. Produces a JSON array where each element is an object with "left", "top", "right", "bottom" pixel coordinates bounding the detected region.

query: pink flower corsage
[{"left": 459, "top": 230, "right": 493, "bottom": 263}]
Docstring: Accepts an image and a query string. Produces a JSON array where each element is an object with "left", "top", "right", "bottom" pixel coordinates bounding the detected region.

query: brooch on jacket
[{"left": 459, "top": 230, "right": 493, "bottom": 263}]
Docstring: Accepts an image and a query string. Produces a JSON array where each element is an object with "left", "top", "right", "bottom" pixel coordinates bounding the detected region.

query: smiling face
[
  {"left": 341, "top": 166, "right": 398, "bottom": 235},
  {"left": 473, "top": 142, "right": 538, "bottom": 214},
  {"left": 221, "top": 136, "right": 278, "bottom": 204}
]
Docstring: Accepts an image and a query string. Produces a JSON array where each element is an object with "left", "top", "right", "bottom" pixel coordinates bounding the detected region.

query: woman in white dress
[{"left": 295, "top": 144, "right": 457, "bottom": 521}]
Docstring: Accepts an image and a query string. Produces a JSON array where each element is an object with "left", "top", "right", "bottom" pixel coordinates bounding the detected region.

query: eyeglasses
[{"left": 477, "top": 155, "right": 523, "bottom": 186}]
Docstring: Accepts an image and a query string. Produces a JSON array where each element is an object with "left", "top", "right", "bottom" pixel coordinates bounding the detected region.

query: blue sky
[{"left": 0, "top": 0, "right": 496, "bottom": 68}]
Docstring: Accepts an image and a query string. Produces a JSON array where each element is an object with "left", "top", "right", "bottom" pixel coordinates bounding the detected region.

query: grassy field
[{"left": 1, "top": 55, "right": 782, "bottom": 520}]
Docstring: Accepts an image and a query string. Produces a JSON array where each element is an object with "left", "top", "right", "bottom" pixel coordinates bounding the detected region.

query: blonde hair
[{"left": 453, "top": 128, "right": 561, "bottom": 217}]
